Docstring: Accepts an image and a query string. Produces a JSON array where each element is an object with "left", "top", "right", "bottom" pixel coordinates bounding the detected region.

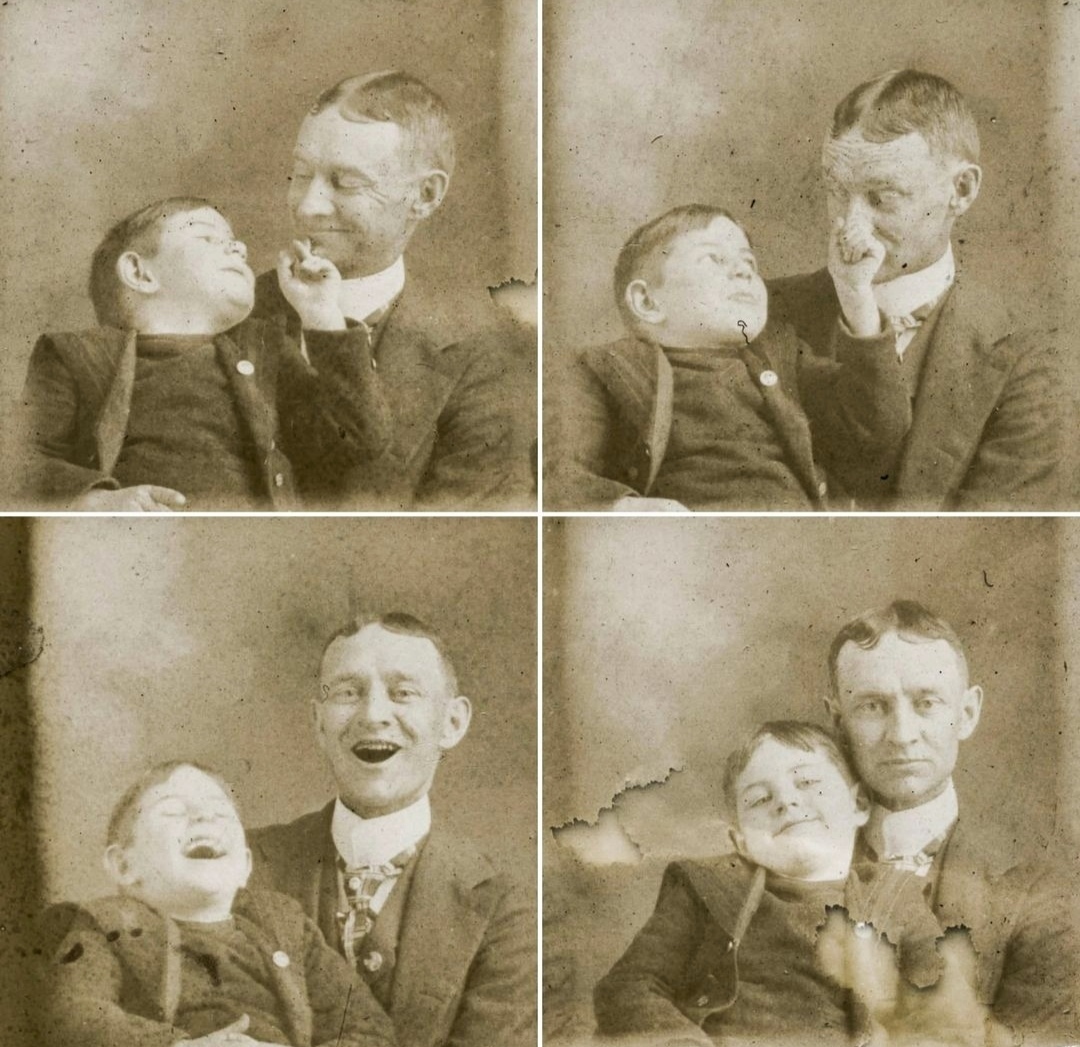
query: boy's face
[
  {"left": 641, "top": 217, "right": 768, "bottom": 347},
  {"left": 142, "top": 207, "right": 255, "bottom": 329},
  {"left": 106, "top": 766, "right": 251, "bottom": 917},
  {"left": 731, "top": 737, "right": 868, "bottom": 880}
]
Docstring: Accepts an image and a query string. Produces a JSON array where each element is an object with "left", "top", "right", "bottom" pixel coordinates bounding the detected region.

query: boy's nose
[{"left": 229, "top": 239, "right": 248, "bottom": 260}]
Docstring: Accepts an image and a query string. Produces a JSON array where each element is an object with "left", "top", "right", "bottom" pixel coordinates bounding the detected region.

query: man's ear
[
  {"left": 956, "top": 684, "right": 983, "bottom": 741},
  {"left": 851, "top": 782, "right": 871, "bottom": 827},
  {"left": 625, "top": 279, "right": 664, "bottom": 327},
  {"left": 949, "top": 162, "right": 982, "bottom": 218},
  {"left": 103, "top": 844, "right": 137, "bottom": 887},
  {"left": 410, "top": 169, "right": 449, "bottom": 221},
  {"left": 116, "top": 251, "right": 159, "bottom": 295},
  {"left": 823, "top": 692, "right": 843, "bottom": 731},
  {"left": 438, "top": 695, "right": 472, "bottom": 752}
]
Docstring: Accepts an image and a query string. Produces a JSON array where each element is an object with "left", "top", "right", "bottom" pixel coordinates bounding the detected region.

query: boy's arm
[
  {"left": 301, "top": 914, "right": 397, "bottom": 1047},
  {"left": 593, "top": 864, "right": 714, "bottom": 1045}
]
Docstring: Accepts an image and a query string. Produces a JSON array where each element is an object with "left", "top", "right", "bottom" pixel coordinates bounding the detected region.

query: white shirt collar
[
  {"left": 866, "top": 779, "right": 958, "bottom": 861},
  {"left": 331, "top": 793, "right": 431, "bottom": 869},
  {"left": 873, "top": 243, "right": 955, "bottom": 320},
  {"left": 337, "top": 256, "right": 405, "bottom": 324}
]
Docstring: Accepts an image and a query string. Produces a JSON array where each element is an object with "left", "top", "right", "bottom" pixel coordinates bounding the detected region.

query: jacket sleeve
[
  {"left": 302, "top": 914, "right": 398, "bottom": 1047},
  {"left": 16, "top": 333, "right": 120, "bottom": 505},
  {"left": 797, "top": 323, "right": 912, "bottom": 498},
  {"left": 413, "top": 327, "right": 536, "bottom": 511},
  {"left": 441, "top": 877, "right": 536, "bottom": 1047},
  {"left": 275, "top": 325, "right": 394, "bottom": 498},
  {"left": 44, "top": 908, "right": 186, "bottom": 1047},
  {"left": 593, "top": 864, "right": 713, "bottom": 1045},
  {"left": 951, "top": 333, "right": 1067, "bottom": 511},
  {"left": 543, "top": 353, "right": 642, "bottom": 510}
]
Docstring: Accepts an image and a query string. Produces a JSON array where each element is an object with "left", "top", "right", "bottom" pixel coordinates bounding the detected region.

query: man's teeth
[{"left": 352, "top": 741, "right": 401, "bottom": 764}]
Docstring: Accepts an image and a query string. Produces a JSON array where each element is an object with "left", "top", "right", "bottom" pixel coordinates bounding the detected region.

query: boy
[
  {"left": 545, "top": 205, "right": 909, "bottom": 510},
  {"left": 594, "top": 722, "right": 945, "bottom": 1045},
  {"left": 45, "top": 761, "right": 396, "bottom": 1047},
  {"left": 17, "top": 197, "right": 390, "bottom": 510}
]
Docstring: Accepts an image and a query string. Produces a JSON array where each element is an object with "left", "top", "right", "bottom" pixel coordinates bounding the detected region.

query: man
[
  {"left": 826, "top": 599, "right": 1078, "bottom": 1044},
  {"left": 247, "top": 613, "right": 535, "bottom": 1047},
  {"left": 252, "top": 71, "right": 535, "bottom": 509},
  {"left": 770, "top": 69, "right": 1066, "bottom": 510}
]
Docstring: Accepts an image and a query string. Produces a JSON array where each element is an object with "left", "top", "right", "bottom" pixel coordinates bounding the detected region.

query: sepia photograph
[
  {"left": 1, "top": 0, "right": 537, "bottom": 511},
  {"left": 0, "top": 516, "right": 537, "bottom": 1046},
  {"left": 543, "top": 0, "right": 1080, "bottom": 512},
  {"left": 544, "top": 515, "right": 1080, "bottom": 1046}
]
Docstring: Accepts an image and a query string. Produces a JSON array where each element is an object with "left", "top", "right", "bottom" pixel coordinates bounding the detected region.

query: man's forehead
[
  {"left": 821, "top": 130, "right": 937, "bottom": 180},
  {"left": 835, "top": 632, "right": 963, "bottom": 683},
  {"left": 322, "top": 625, "right": 443, "bottom": 674},
  {"left": 296, "top": 108, "right": 407, "bottom": 166}
]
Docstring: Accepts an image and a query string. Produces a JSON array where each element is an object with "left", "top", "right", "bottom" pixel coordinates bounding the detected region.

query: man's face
[
  {"left": 313, "top": 625, "right": 471, "bottom": 819},
  {"left": 822, "top": 130, "right": 976, "bottom": 283},
  {"left": 288, "top": 108, "right": 428, "bottom": 279},
  {"left": 143, "top": 207, "right": 254, "bottom": 329},
  {"left": 732, "top": 737, "right": 867, "bottom": 880},
  {"left": 108, "top": 766, "right": 251, "bottom": 916},
  {"left": 830, "top": 631, "right": 982, "bottom": 811},
  {"left": 644, "top": 217, "right": 768, "bottom": 347}
]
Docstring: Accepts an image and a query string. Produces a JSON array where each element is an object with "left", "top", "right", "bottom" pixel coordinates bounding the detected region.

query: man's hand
[
  {"left": 276, "top": 239, "right": 346, "bottom": 331},
  {"left": 72, "top": 485, "right": 186, "bottom": 512},
  {"left": 828, "top": 216, "right": 886, "bottom": 338},
  {"left": 611, "top": 496, "right": 688, "bottom": 513}
]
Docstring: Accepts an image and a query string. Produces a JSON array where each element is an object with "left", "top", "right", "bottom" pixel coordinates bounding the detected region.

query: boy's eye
[
  {"left": 795, "top": 778, "right": 821, "bottom": 790},
  {"left": 745, "top": 793, "right": 770, "bottom": 809}
]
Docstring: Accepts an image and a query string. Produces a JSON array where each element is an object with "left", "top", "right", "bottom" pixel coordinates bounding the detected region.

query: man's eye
[
  {"left": 392, "top": 687, "right": 420, "bottom": 701},
  {"left": 333, "top": 177, "right": 365, "bottom": 191}
]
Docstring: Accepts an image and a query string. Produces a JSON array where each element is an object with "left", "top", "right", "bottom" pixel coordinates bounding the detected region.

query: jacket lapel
[
  {"left": 894, "top": 280, "right": 1017, "bottom": 507},
  {"left": 92, "top": 329, "right": 139, "bottom": 475},
  {"left": 391, "top": 827, "right": 493, "bottom": 1047}
]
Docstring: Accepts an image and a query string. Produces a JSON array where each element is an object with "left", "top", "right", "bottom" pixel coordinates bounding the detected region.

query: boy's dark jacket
[
  {"left": 545, "top": 318, "right": 909, "bottom": 510},
  {"left": 15, "top": 319, "right": 390, "bottom": 509},
  {"left": 43, "top": 888, "right": 396, "bottom": 1047}
]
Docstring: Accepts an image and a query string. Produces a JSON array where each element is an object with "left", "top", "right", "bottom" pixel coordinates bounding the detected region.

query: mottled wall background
[
  {"left": 543, "top": 516, "right": 1078, "bottom": 1038},
  {"left": 544, "top": 0, "right": 1077, "bottom": 353},
  {"left": 0, "top": 0, "right": 536, "bottom": 420},
  {"left": 29, "top": 517, "right": 536, "bottom": 905}
]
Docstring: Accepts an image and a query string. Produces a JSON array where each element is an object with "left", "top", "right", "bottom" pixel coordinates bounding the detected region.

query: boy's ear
[
  {"left": 410, "top": 169, "right": 449, "bottom": 221},
  {"left": 103, "top": 843, "right": 138, "bottom": 887},
  {"left": 625, "top": 279, "right": 664, "bottom": 327},
  {"left": 728, "top": 825, "right": 748, "bottom": 858},
  {"left": 241, "top": 847, "right": 253, "bottom": 888},
  {"left": 116, "top": 251, "right": 160, "bottom": 295}
]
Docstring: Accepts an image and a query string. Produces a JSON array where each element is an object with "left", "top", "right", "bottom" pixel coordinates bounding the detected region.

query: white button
[
  {"left": 759, "top": 370, "right": 779, "bottom": 387},
  {"left": 274, "top": 473, "right": 285, "bottom": 488},
  {"left": 272, "top": 950, "right": 290, "bottom": 968},
  {"left": 348, "top": 876, "right": 362, "bottom": 890},
  {"left": 696, "top": 995, "right": 709, "bottom": 1007},
  {"left": 818, "top": 480, "right": 828, "bottom": 497},
  {"left": 236, "top": 360, "right": 255, "bottom": 376},
  {"left": 363, "top": 951, "right": 383, "bottom": 972}
]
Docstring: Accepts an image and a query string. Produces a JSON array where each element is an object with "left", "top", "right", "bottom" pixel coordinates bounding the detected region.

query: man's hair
[
  {"left": 827, "top": 599, "right": 970, "bottom": 698},
  {"left": 613, "top": 204, "right": 742, "bottom": 330},
  {"left": 106, "top": 759, "right": 238, "bottom": 849},
  {"left": 318, "top": 611, "right": 459, "bottom": 697},
  {"left": 311, "top": 70, "right": 455, "bottom": 179},
  {"left": 721, "top": 720, "right": 854, "bottom": 820},
  {"left": 829, "top": 69, "right": 980, "bottom": 164},
  {"left": 89, "top": 196, "right": 215, "bottom": 327}
]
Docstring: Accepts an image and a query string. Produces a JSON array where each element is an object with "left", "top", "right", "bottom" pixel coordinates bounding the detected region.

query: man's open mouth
[
  {"left": 183, "top": 840, "right": 227, "bottom": 860},
  {"left": 352, "top": 741, "right": 401, "bottom": 765}
]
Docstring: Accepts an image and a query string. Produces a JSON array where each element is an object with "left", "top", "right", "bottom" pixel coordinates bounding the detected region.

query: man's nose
[
  {"left": 293, "top": 175, "right": 335, "bottom": 218},
  {"left": 350, "top": 683, "right": 394, "bottom": 724},
  {"left": 840, "top": 194, "right": 873, "bottom": 233},
  {"left": 885, "top": 699, "right": 920, "bottom": 745}
]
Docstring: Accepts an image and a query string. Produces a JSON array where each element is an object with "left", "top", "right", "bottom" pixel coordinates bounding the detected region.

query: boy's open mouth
[
  {"left": 183, "top": 840, "right": 227, "bottom": 860},
  {"left": 352, "top": 741, "right": 401, "bottom": 765}
]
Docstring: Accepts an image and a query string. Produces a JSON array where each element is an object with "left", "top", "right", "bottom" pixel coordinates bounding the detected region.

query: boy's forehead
[
  {"left": 141, "top": 766, "right": 234, "bottom": 807},
  {"left": 737, "top": 737, "right": 838, "bottom": 786},
  {"left": 159, "top": 207, "right": 232, "bottom": 238},
  {"left": 671, "top": 216, "right": 750, "bottom": 254}
]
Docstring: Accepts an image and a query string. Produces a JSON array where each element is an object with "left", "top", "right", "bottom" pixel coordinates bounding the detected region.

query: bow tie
[
  {"left": 886, "top": 298, "right": 939, "bottom": 334},
  {"left": 869, "top": 830, "right": 948, "bottom": 877}
]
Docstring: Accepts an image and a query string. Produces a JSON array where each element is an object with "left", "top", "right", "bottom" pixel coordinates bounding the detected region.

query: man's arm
[
  {"left": 442, "top": 878, "right": 536, "bottom": 1047},
  {"left": 413, "top": 326, "right": 536, "bottom": 510},
  {"left": 593, "top": 865, "right": 713, "bottom": 1045}
]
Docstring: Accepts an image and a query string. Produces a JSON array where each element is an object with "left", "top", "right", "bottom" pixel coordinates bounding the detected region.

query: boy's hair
[
  {"left": 721, "top": 721, "right": 854, "bottom": 820},
  {"left": 613, "top": 204, "right": 742, "bottom": 330},
  {"left": 106, "top": 759, "right": 239, "bottom": 849},
  {"left": 89, "top": 196, "right": 215, "bottom": 328},
  {"left": 311, "top": 70, "right": 455, "bottom": 179},
  {"left": 829, "top": 69, "right": 980, "bottom": 164},
  {"left": 827, "top": 598, "right": 969, "bottom": 698},
  {"left": 318, "top": 610, "right": 459, "bottom": 697}
]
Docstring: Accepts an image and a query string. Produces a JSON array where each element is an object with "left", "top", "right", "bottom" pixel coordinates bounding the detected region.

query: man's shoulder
[{"left": 421, "top": 821, "right": 525, "bottom": 898}]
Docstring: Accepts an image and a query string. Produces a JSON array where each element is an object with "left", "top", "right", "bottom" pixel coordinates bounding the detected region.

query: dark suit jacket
[
  {"left": 545, "top": 318, "right": 909, "bottom": 510},
  {"left": 251, "top": 271, "right": 536, "bottom": 510},
  {"left": 14, "top": 319, "right": 390, "bottom": 509},
  {"left": 247, "top": 803, "right": 536, "bottom": 1047},
  {"left": 43, "top": 889, "right": 396, "bottom": 1047},
  {"left": 768, "top": 268, "right": 1067, "bottom": 510}
]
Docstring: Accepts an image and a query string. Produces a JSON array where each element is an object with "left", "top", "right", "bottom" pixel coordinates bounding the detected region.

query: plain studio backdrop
[
  {"left": 544, "top": 0, "right": 1080, "bottom": 358},
  {"left": 0, "top": 0, "right": 537, "bottom": 446},
  {"left": 543, "top": 515, "right": 1080, "bottom": 1038},
  {"left": 24, "top": 516, "right": 537, "bottom": 905}
]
